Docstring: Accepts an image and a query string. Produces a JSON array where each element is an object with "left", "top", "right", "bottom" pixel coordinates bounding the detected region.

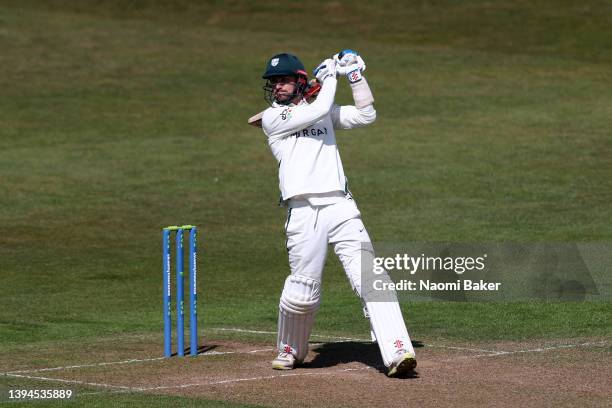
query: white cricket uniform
[{"left": 262, "top": 77, "right": 415, "bottom": 367}]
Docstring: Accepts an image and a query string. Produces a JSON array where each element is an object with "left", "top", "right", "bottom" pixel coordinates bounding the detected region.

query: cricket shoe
[
  {"left": 387, "top": 350, "right": 417, "bottom": 378},
  {"left": 272, "top": 352, "right": 299, "bottom": 370}
]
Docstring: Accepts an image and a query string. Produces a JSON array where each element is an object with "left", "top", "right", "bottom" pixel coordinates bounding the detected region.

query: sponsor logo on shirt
[
  {"left": 290, "top": 126, "right": 329, "bottom": 138},
  {"left": 280, "top": 107, "right": 293, "bottom": 120}
]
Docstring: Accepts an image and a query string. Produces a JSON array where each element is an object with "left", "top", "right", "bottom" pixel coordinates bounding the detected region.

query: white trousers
[{"left": 279, "top": 195, "right": 415, "bottom": 366}]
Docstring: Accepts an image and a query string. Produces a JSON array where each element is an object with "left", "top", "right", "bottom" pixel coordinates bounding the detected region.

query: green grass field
[{"left": 1, "top": 1, "right": 611, "bottom": 406}]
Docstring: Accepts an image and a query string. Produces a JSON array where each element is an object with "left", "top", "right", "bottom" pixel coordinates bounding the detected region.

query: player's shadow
[
  {"left": 172, "top": 344, "right": 217, "bottom": 357},
  {"left": 304, "top": 340, "right": 423, "bottom": 377}
]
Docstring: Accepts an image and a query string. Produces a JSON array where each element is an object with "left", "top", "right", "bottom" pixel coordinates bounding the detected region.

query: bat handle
[{"left": 338, "top": 49, "right": 358, "bottom": 59}]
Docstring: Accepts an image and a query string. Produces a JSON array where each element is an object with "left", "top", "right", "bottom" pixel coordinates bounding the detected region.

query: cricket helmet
[
  {"left": 262, "top": 53, "right": 308, "bottom": 105},
  {"left": 262, "top": 53, "right": 307, "bottom": 79}
]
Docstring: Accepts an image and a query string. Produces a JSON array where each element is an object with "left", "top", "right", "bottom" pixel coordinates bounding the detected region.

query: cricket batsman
[{"left": 258, "top": 51, "right": 417, "bottom": 377}]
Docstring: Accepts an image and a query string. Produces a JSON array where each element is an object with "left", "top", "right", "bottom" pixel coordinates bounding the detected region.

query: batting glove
[
  {"left": 313, "top": 58, "right": 336, "bottom": 83},
  {"left": 334, "top": 49, "right": 366, "bottom": 83}
]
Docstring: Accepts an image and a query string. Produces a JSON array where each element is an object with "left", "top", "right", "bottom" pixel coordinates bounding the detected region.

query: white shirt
[{"left": 262, "top": 77, "right": 376, "bottom": 201}]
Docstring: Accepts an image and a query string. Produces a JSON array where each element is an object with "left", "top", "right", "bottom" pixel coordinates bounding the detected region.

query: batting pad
[
  {"left": 278, "top": 274, "right": 321, "bottom": 361},
  {"left": 366, "top": 301, "right": 415, "bottom": 367}
]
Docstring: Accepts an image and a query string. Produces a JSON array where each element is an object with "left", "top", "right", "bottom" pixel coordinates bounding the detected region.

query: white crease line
[
  {"left": 212, "top": 327, "right": 499, "bottom": 353},
  {"left": 212, "top": 327, "right": 369, "bottom": 342},
  {"left": 1, "top": 328, "right": 281, "bottom": 376},
  {"left": 3, "top": 325, "right": 607, "bottom": 383},
  {"left": 79, "top": 365, "right": 377, "bottom": 396},
  {"left": 472, "top": 341, "right": 608, "bottom": 358},
  {"left": 4, "top": 373, "right": 138, "bottom": 391},
  {"left": 5, "top": 338, "right": 608, "bottom": 396},
  {"left": 211, "top": 328, "right": 277, "bottom": 335},
  {"left": 3, "top": 348, "right": 274, "bottom": 375},
  {"left": 427, "top": 345, "right": 501, "bottom": 354},
  {"left": 140, "top": 365, "right": 375, "bottom": 391},
  {"left": 436, "top": 340, "right": 608, "bottom": 362},
  {"left": 2, "top": 326, "right": 481, "bottom": 376},
  {"left": 206, "top": 348, "right": 275, "bottom": 355},
  {"left": 5, "top": 357, "right": 166, "bottom": 374},
  {"left": 213, "top": 328, "right": 609, "bottom": 357},
  {"left": 1, "top": 327, "right": 367, "bottom": 377}
]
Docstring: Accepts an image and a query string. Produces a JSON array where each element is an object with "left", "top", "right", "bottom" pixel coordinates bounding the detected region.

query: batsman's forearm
[
  {"left": 309, "top": 77, "right": 337, "bottom": 117},
  {"left": 350, "top": 77, "right": 374, "bottom": 109}
]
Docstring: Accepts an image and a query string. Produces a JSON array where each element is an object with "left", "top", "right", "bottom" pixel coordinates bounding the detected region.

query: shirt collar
[{"left": 272, "top": 98, "right": 306, "bottom": 108}]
